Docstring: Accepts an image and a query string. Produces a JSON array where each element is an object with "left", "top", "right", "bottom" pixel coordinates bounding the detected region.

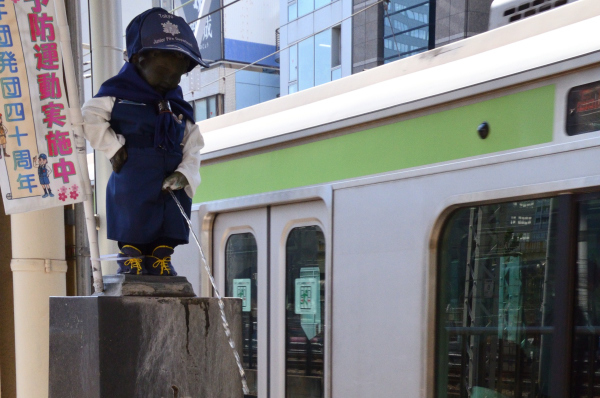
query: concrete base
[
  {"left": 99, "top": 274, "right": 196, "bottom": 297},
  {"left": 49, "top": 296, "right": 243, "bottom": 398}
]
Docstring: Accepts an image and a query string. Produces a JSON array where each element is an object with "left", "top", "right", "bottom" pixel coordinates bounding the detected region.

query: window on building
[
  {"left": 288, "top": 0, "right": 332, "bottom": 21},
  {"left": 289, "top": 43, "right": 298, "bottom": 82},
  {"left": 315, "top": 0, "right": 330, "bottom": 10},
  {"left": 298, "top": 0, "right": 314, "bottom": 18},
  {"left": 192, "top": 94, "right": 223, "bottom": 121},
  {"left": 331, "top": 26, "right": 342, "bottom": 81},
  {"left": 285, "top": 226, "right": 326, "bottom": 398},
  {"left": 235, "top": 70, "right": 280, "bottom": 110},
  {"left": 383, "top": 0, "right": 432, "bottom": 63},
  {"left": 298, "top": 36, "right": 315, "bottom": 91},
  {"left": 288, "top": 28, "right": 341, "bottom": 94},
  {"left": 288, "top": 0, "right": 298, "bottom": 21},
  {"left": 289, "top": 42, "right": 299, "bottom": 94},
  {"left": 314, "top": 30, "right": 331, "bottom": 87},
  {"left": 225, "top": 233, "right": 258, "bottom": 396},
  {"left": 437, "top": 193, "right": 600, "bottom": 396}
]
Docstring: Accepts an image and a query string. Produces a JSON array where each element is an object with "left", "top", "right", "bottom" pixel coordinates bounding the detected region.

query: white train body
[{"left": 172, "top": 1, "right": 600, "bottom": 396}]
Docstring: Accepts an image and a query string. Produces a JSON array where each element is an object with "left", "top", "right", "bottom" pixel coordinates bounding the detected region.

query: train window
[
  {"left": 572, "top": 198, "right": 600, "bottom": 396},
  {"left": 567, "top": 80, "right": 600, "bottom": 136},
  {"left": 285, "top": 226, "right": 326, "bottom": 398},
  {"left": 436, "top": 198, "right": 559, "bottom": 397},
  {"left": 225, "top": 233, "right": 258, "bottom": 396}
]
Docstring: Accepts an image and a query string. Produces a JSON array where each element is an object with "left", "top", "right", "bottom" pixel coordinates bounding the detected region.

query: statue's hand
[
  {"left": 162, "top": 171, "right": 188, "bottom": 191},
  {"left": 110, "top": 146, "right": 128, "bottom": 173}
]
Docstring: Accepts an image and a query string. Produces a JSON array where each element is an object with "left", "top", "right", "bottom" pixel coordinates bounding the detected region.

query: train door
[
  {"left": 214, "top": 208, "right": 268, "bottom": 397},
  {"left": 213, "top": 200, "right": 330, "bottom": 398},
  {"left": 270, "top": 201, "right": 330, "bottom": 398}
]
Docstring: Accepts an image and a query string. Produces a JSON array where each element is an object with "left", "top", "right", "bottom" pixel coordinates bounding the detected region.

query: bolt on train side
[{"left": 172, "top": 0, "right": 600, "bottom": 396}]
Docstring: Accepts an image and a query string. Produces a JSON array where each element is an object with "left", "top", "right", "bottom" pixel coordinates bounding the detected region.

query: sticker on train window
[
  {"left": 567, "top": 81, "right": 600, "bottom": 135},
  {"left": 233, "top": 279, "right": 251, "bottom": 312}
]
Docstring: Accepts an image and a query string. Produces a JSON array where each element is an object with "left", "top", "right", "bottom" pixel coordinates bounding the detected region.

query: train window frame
[
  {"left": 434, "top": 193, "right": 586, "bottom": 397},
  {"left": 566, "top": 80, "right": 600, "bottom": 136},
  {"left": 570, "top": 191, "right": 600, "bottom": 397}
]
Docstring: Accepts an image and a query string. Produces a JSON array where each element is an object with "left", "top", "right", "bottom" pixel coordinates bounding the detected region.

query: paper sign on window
[
  {"left": 295, "top": 277, "right": 318, "bottom": 315},
  {"left": 233, "top": 278, "right": 251, "bottom": 312}
]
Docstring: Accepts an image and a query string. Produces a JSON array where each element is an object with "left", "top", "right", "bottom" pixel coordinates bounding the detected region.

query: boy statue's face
[{"left": 133, "top": 50, "right": 191, "bottom": 96}]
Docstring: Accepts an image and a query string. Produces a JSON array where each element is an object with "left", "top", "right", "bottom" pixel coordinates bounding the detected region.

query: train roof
[{"left": 198, "top": 0, "right": 600, "bottom": 160}]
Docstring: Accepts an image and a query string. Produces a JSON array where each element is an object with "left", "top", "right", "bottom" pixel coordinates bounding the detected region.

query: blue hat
[
  {"left": 38, "top": 153, "right": 47, "bottom": 160},
  {"left": 126, "top": 8, "right": 209, "bottom": 71}
]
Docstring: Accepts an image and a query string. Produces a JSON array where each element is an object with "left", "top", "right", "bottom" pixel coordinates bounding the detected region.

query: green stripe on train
[{"left": 194, "top": 85, "right": 555, "bottom": 203}]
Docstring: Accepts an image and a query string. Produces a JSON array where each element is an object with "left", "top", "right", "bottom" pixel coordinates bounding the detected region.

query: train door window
[
  {"left": 285, "top": 226, "right": 326, "bottom": 398},
  {"left": 225, "top": 233, "right": 258, "bottom": 396},
  {"left": 572, "top": 197, "right": 600, "bottom": 396},
  {"left": 436, "top": 198, "right": 559, "bottom": 397}
]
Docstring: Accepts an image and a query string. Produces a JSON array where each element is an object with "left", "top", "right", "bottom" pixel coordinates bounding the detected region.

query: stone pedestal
[{"left": 49, "top": 288, "right": 243, "bottom": 398}]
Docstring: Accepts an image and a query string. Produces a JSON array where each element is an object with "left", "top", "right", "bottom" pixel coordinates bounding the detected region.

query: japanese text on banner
[{"left": 0, "top": 0, "right": 84, "bottom": 214}]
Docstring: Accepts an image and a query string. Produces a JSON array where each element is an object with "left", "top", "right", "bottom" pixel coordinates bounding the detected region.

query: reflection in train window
[
  {"left": 285, "top": 226, "right": 326, "bottom": 398},
  {"left": 225, "top": 233, "right": 258, "bottom": 396},
  {"left": 567, "top": 80, "right": 600, "bottom": 136},
  {"left": 573, "top": 198, "right": 600, "bottom": 396},
  {"left": 437, "top": 199, "right": 558, "bottom": 397}
]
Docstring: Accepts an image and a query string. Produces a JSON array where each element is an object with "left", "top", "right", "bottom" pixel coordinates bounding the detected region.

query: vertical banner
[
  {"left": 0, "top": 0, "right": 85, "bottom": 214},
  {"left": 191, "top": 0, "right": 222, "bottom": 62}
]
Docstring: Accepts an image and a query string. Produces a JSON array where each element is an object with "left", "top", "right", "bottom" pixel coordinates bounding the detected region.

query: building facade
[
  {"left": 160, "top": 0, "right": 281, "bottom": 120},
  {"left": 435, "top": 0, "right": 494, "bottom": 47},
  {"left": 279, "top": 0, "right": 494, "bottom": 95},
  {"left": 278, "top": 0, "right": 353, "bottom": 95}
]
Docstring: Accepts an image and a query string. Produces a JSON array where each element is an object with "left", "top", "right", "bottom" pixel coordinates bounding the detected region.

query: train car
[{"left": 171, "top": 0, "right": 600, "bottom": 396}]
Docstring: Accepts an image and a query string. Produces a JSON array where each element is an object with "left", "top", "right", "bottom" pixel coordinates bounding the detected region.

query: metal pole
[
  {"left": 65, "top": 0, "right": 93, "bottom": 296},
  {"left": 88, "top": 0, "right": 123, "bottom": 276},
  {"left": 54, "top": 0, "right": 104, "bottom": 293}
]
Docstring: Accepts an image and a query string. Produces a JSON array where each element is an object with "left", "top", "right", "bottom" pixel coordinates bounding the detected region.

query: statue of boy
[{"left": 82, "top": 8, "right": 209, "bottom": 276}]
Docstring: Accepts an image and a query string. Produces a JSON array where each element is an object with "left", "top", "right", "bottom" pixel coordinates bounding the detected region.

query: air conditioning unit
[{"left": 489, "top": 0, "right": 579, "bottom": 29}]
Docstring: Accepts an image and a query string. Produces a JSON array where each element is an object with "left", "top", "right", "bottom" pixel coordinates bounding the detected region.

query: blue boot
[
  {"left": 117, "top": 245, "right": 145, "bottom": 275},
  {"left": 147, "top": 245, "right": 177, "bottom": 276}
]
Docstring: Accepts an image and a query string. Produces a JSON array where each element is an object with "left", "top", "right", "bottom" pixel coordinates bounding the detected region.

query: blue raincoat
[{"left": 95, "top": 63, "right": 195, "bottom": 244}]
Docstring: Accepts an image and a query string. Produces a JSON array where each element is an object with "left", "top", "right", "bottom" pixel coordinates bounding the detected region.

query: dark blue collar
[{"left": 95, "top": 63, "right": 195, "bottom": 152}]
